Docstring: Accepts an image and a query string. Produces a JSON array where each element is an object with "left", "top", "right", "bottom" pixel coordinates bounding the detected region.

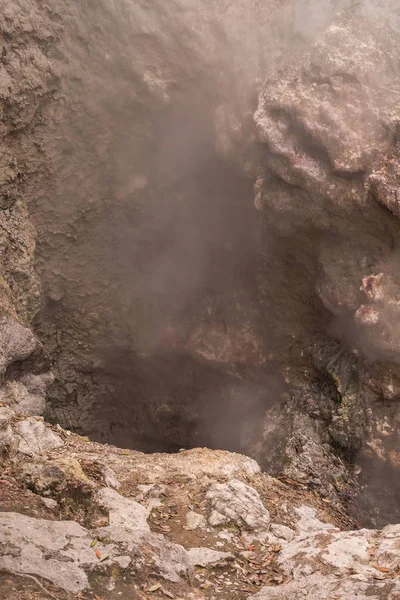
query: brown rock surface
[{"left": 0, "top": 2, "right": 399, "bottom": 599}]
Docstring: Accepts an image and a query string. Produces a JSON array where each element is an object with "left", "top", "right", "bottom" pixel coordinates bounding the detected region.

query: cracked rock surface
[{"left": 0, "top": 410, "right": 399, "bottom": 600}]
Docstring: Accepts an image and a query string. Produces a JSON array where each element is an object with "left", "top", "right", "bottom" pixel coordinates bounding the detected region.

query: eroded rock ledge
[{"left": 1, "top": 408, "right": 399, "bottom": 600}]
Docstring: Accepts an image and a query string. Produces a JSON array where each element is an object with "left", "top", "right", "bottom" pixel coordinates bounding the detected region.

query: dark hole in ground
[
  {"left": 37, "top": 94, "right": 280, "bottom": 456},
  {"left": 60, "top": 348, "right": 283, "bottom": 455}
]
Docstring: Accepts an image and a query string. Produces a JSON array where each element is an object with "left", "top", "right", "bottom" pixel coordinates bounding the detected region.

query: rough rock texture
[
  {"left": 0, "top": 2, "right": 400, "bottom": 599},
  {"left": 250, "top": 520, "right": 400, "bottom": 599},
  {"left": 5, "top": 0, "right": 287, "bottom": 455},
  {"left": 206, "top": 480, "right": 271, "bottom": 534},
  {"left": 251, "top": 0, "right": 400, "bottom": 527},
  {"left": 2, "top": 410, "right": 399, "bottom": 600}
]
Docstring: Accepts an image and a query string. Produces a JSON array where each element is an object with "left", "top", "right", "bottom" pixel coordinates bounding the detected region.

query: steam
[{"left": 36, "top": 0, "right": 400, "bottom": 478}]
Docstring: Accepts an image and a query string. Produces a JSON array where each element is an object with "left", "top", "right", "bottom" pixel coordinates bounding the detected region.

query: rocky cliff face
[
  {"left": 0, "top": 0, "right": 400, "bottom": 597},
  {"left": 253, "top": 1, "right": 400, "bottom": 526}
]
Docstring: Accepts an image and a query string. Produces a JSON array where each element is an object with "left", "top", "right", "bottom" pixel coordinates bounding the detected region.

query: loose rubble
[{"left": 0, "top": 409, "right": 399, "bottom": 599}]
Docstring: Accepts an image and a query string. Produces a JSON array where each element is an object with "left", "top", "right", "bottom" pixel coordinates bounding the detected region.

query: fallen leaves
[
  {"left": 90, "top": 539, "right": 97, "bottom": 547},
  {"left": 95, "top": 549, "right": 102, "bottom": 560},
  {"left": 148, "top": 584, "right": 162, "bottom": 592}
]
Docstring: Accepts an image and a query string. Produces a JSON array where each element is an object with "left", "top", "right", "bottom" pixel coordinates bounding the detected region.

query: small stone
[
  {"left": 187, "top": 547, "right": 234, "bottom": 567},
  {"left": 40, "top": 497, "right": 58, "bottom": 510},
  {"left": 186, "top": 510, "right": 207, "bottom": 530},
  {"left": 270, "top": 524, "right": 295, "bottom": 542}
]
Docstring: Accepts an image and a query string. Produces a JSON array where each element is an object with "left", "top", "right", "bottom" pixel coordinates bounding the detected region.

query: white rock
[
  {"left": 114, "top": 555, "right": 132, "bottom": 569},
  {"left": 375, "top": 524, "right": 400, "bottom": 570},
  {"left": 323, "top": 530, "right": 372, "bottom": 569},
  {"left": 16, "top": 418, "right": 64, "bottom": 455},
  {"left": 41, "top": 497, "right": 58, "bottom": 510},
  {"left": 95, "top": 488, "right": 189, "bottom": 583},
  {"left": 218, "top": 531, "right": 234, "bottom": 541},
  {"left": 96, "top": 487, "right": 149, "bottom": 531},
  {"left": 294, "top": 505, "right": 337, "bottom": 535},
  {"left": 249, "top": 522, "right": 400, "bottom": 599},
  {"left": 0, "top": 380, "right": 46, "bottom": 416},
  {"left": 135, "top": 483, "right": 167, "bottom": 507},
  {"left": 270, "top": 523, "right": 295, "bottom": 541},
  {"left": 187, "top": 547, "right": 234, "bottom": 567},
  {"left": 249, "top": 573, "right": 400, "bottom": 600},
  {"left": 186, "top": 510, "right": 206, "bottom": 530},
  {"left": 206, "top": 479, "right": 270, "bottom": 532},
  {"left": 0, "top": 513, "right": 104, "bottom": 593}
]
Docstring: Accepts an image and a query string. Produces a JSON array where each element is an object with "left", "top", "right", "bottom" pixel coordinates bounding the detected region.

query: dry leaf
[
  {"left": 95, "top": 549, "right": 102, "bottom": 560},
  {"left": 373, "top": 564, "right": 390, "bottom": 573},
  {"left": 161, "top": 588, "right": 174, "bottom": 598},
  {"left": 90, "top": 539, "right": 97, "bottom": 547},
  {"left": 148, "top": 584, "right": 162, "bottom": 592}
]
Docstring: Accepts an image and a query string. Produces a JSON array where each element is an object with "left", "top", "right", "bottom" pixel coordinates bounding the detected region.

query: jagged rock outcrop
[{"left": 252, "top": 0, "right": 400, "bottom": 526}]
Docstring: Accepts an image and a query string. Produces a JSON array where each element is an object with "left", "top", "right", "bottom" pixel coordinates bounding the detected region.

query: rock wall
[
  {"left": 253, "top": 0, "right": 400, "bottom": 526},
  {"left": 9, "top": 0, "right": 286, "bottom": 452}
]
